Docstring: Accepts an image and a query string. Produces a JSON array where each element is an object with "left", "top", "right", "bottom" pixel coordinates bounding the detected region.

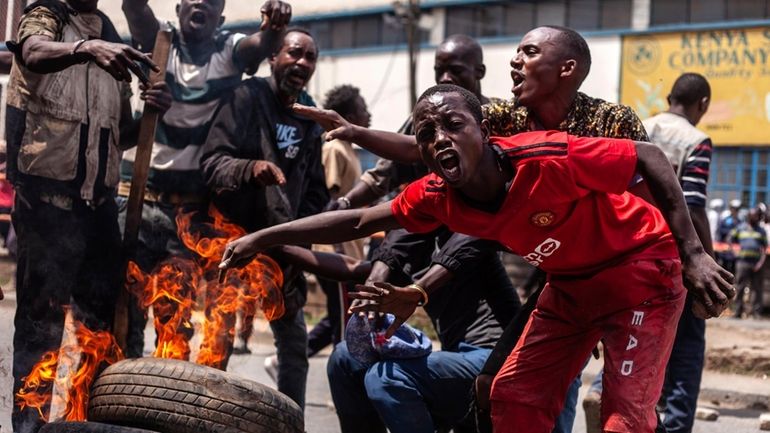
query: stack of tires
[{"left": 41, "top": 358, "right": 304, "bottom": 433}]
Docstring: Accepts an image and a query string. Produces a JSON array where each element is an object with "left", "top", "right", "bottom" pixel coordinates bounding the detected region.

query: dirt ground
[{"left": 705, "top": 319, "right": 770, "bottom": 377}]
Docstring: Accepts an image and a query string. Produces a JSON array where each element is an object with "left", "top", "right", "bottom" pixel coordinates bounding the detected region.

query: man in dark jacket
[{"left": 200, "top": 28, "right": 328, "bottom": 409}]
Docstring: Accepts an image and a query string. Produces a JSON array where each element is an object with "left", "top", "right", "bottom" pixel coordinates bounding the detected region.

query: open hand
[
  {"left": 260, "top": 1, "right": 292, "bottom": 31},
  {"left": 80, "top": 40, "right": 159, "bottom": 82},
  {"left": 219, "top": 233, "right": 264, "bottom": 276},
  {"left": 682, "top": 252, "right": 735, "bottom": 318},
  {"left": 292, "top": 104, "right": 358, "bottom": 142},
  {"left": 348, "top": 282, "right": 422, "bottom": 338},
  {"left": 347, "top": 260, "right": 392, "bottom": 321}
]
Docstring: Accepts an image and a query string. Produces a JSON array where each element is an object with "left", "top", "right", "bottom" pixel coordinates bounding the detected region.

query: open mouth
[
  {"left": 511, "top": 71, "right": 525, "bottom": 93},
  {"left": 286, "top": 69, "right": 309, "bottom": 86},
  {"left": 190, "top": 11, "right": 207, "bottom": 25},
  {"left": 437, "top": 150, "right": 461, "bottom": 181}
]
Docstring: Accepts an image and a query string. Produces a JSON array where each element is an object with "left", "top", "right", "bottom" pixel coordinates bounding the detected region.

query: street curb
[{"left": 699, "top": 387, "right": 770, "bottom": 411}]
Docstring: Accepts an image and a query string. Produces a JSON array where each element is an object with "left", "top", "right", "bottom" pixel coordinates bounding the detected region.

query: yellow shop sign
[{"left": 621, "top": 27, "right": 770, "bottom": 145}]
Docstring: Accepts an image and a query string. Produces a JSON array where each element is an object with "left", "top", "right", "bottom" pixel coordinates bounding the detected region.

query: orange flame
[
  {"left": 126, "top": 258, "right": 198, "bottom": 360},
  {"left": 15, "top": 319, "right": 123, "bottom": 422},
  {"left": 122, "top": 205, "right": 284, "bottom": 369},
  {"left": 176, "top": 206, "right": 284, "bottom": 369}
]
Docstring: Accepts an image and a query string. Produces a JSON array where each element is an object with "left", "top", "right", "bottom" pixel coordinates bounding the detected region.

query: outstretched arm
[
  {"left": 121, "top": 0, "right": 160, "bottom": 51},
  {"left": 270, "top": 246, "right": 371, "bottom": 282},
  {"left": 293, "top": 104, "right": 421, "bottom": 163},
  {"left": 236, "top": 1, "right": 291, "bottom": 74},
  {"left": 635, "top": 141, "right": 734, "bottom": 317},
  {"left": 220, "top": 202, "right": 399, "bottom": 270}
]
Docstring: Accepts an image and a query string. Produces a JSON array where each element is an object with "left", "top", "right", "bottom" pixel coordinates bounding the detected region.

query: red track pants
[{"left": 490, "top": 258, "right": 686, "bottom": 433}]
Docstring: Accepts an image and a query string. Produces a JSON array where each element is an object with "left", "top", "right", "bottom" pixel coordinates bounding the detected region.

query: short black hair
[
  {"left": 323, "top": 85, "right": 361, "bottom": 117},
  {"left": 439, "top": 34, "right": 483, "bottom": 65},
  {"left": 416, "top": 84, "right": 483, "bottom": 124},
  {"left": 669, "top": 73, "right": 710, "bottom": 106},
  {"left": 274, "top": 27, "right": 316, "bottom": 55},
  {"left": 542, "top": 25, "right": 591, "bottom": 82}
]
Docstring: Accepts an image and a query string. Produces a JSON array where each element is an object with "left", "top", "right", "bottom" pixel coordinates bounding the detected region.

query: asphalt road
[{"left": 0, "top": 281, "right": 766, "bottom": 433}]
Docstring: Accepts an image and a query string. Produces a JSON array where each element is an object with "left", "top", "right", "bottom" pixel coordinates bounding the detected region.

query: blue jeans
[
  {"left": 328, "top": 341, "right": 579, "bottom": 433},
  {"left": 328, "top": 341, "right": 489, "bottom": 433},
  {"left": 660, "top": 295, "right": 705, "bottom": 433},
  {"left": 558, "top": 376, "right": 580, "bottom": 433}
]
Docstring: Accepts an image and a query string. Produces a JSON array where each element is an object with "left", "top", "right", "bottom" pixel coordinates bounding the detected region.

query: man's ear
[
  {"left": 666, "top": 94, "right": 672, "bottom": 106},
  {"left": 176, "top": 4, "right": 181, "bottom": 15},
  {"left": 476, "top": 63, "right": 486, "bottom": 80},
  {"left": 699, "top": 96, "right": 710, "bottom": 113},
  {"left": 560, "top": 59, "right": 577, "bottom": 78},
  {"left": 480, "top": 118, "right": 491, "bottom": 143},
  {"left": 219, "top": 16, "right": 225, "bottom": 27}
]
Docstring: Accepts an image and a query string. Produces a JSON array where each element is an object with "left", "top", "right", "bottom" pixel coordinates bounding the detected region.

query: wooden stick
[
  {"left": 50, "top": 306, "right": 79, "bottom": 422},
  {"left": 114, "top": 29, "right": 173, "bottom": 352}
]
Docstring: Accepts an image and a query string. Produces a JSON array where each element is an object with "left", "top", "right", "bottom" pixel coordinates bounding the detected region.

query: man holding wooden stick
[
  {"left": 4, "top": 1, "right": 170, "bottom": 431},
  {"left": 118, "top": 0, "right": 292, "bottom": 359}
]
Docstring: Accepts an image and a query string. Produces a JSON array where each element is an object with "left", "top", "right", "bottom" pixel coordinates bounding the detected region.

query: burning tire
[
  {"left": 88, "top": 358, "right": 303, "bottom": 433},
  {"left": 40, "top": 422, "right": 160, "bottom": 433}
]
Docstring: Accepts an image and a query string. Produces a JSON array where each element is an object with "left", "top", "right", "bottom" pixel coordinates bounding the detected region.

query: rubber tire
[
  {"left": 39, "top": 421, "right": 160, "bottom": 433},
  {"left": 88, "top": 358, "right": 304, "bottom": 433}
]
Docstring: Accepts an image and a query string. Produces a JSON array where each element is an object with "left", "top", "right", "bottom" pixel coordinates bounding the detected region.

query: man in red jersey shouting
[{"left": 219, "top": 84, "right": 734, "bottom": 433}]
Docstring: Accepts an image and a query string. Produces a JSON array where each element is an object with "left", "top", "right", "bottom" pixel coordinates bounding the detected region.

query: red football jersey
[{"left": 391, "top": 130, "right": 678, "bottom": 275}]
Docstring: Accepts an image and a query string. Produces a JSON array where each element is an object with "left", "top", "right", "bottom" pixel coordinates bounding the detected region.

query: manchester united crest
[{"left": 531, "top": 211, "right": 555, "bottom": 227}]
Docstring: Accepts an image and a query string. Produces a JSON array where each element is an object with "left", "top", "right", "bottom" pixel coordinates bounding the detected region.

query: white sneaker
[{"left": 264, "top": 355, "right": 279, "bottom": 384}]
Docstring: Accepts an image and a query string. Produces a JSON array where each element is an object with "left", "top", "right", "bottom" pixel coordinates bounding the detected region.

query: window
[
  {"left": 728, "top": 0, "right": 768, "bottom": 19},
  {"left": 690, "top": 0, "right": 726, "bottom": 23},
  {"left": 503, "top": 2, "right": 537, "bottom": 36},
  {"left": 294, "top": 12, "right": 431, "bottom": 51},
  {"left": 447, "top": 0, "right": 632, "bottom": 39},
  {"left": 446, "top": 4, "right": 507, "bottom": 37},
  {"left": 710, "top": 147, "right": 770, "bottom": 207},
  {"left": 446, "top": 7, "right": 477, "bottom": 36},
  {"left": 536, "top": 1, "right": 567, "bottom": 26},
  {"left": 331, "top": 19, "right": 354, "bottom": 50},
  {"left": 651, "top": 0, "right": 689, "bottom": 25},
  {"left": 650, "top": 0, "right": 770, "bottom": 26},
  {"left": 479, "top": 5, "right": 505, "bottom": 37},
  {"left": 601, "top": 0, "right": 633, "bottom": 29},
  {"left": 307, "top": 21, "right": 331, "bottom": 50},
  {"left": 382, "top": 14, "right": 406, "bottom": 45},
  {"left": 569, "top": 0, "right": 601, "bottom": 30},
  {"left": 354, "top": 16, "right": 380, "bottom": 48}
]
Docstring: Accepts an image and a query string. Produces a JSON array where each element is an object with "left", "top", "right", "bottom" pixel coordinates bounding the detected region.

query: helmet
[{"left": 709, "top": 198, "right": 724, "bottom": 209}]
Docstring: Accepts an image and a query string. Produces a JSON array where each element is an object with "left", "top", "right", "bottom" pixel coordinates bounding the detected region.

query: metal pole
[{"left": 406, "top": 0, "right": 418, "bottom": 110}]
